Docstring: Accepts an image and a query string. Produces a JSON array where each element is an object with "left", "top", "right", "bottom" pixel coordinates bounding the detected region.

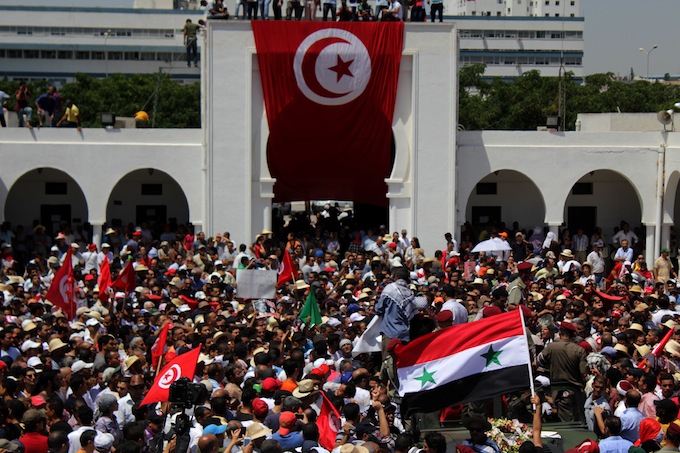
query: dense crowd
[{"left": 1, "top": 211, "right": 680, "bottom": 453}]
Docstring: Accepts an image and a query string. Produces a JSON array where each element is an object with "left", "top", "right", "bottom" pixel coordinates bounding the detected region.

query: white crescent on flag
[{"left": 293, "top": 28, "right": 371, "bottom": 106}]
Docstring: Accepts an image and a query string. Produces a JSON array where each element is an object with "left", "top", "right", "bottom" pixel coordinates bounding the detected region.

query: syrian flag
[
  {"left": 318, "top": 391, "right": 342, "bottom": 450},
  {"left": 252, "top": 22, "right": 403, "bottom": 206},
  {"left": 140, "top": 346, "right": 201, "bottom": 407},
  {"left": 151, "top": 322, "right": 171, "bottom": 370},
  {"left": 45, "top": 247, "right": 76, "bottom": 319},
  {"left": 97, "top": 255, "right": 112, "bottom": 303},
  {"left": 277, "top": 250, "right": 297, "bottom": 287},
  {"left": 111, "top": 259, "right": 136, "bottom": 293},
  {"left": 394, "top": 310, "right": 531, "bottom": 416}
]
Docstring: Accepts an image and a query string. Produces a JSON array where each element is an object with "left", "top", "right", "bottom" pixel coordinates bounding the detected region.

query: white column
[
  {"left": 661, "top": 224, "right": 671, "bottom": 251},
  {"left": 548, "top": 223, "right": 561, "bottom": 236},
  {"left": 645, "top": 224, "right": 656, "bottom": 264},
  {"left": 91, "top": 222, "right": 103, "bottom": 247}
]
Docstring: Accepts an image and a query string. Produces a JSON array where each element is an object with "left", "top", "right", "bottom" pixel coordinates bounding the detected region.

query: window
[
  {"left": 45, "top": 183, "right": 67, "bottom": 195},
  {"left": 8, "top": 50, "right": 21, "bottom": 58},
  {"left": 555, "top": 0, "right": 559, "bottom": 4},
  {"left": 570, "top": 0, "right": 574, "bottom": 4},
  {"left": 140, "top": 52, "right": 155, "bottom": 61},
  {"left": 91, "top": 51, "right": 105, "bottom": 60},
  {"left": 75, "top": 51, "right": 90, "bottom": 60},
  {"left": 124, "top": 52, "right": 139, "bottom": 60},
  {"left": 544, "top": 0, "right": 549, "bottom": 4},
  {"left": 141, "top": 184, "right": 163, "bottom": 196},
  {"left": 24, "top": 50, "right": 39, "bottom": 58},
  {"left": 571, "top": 183, "right": 593, "bottom": 195},
  {"left": 476, "top": 183, "right": 497, "bottom": 195},
  {"left": 108, "top": 51, "right": 123, "bottom": 60},
  {"left": 41, "top": 50, "right": 56, "bottom": 59},
  {"left": 58, "top": 50, "right": 72, "bottom": 59}
]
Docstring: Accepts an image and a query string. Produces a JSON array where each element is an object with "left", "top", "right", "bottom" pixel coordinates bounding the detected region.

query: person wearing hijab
[{"left": 94, "top": 394, "right": 120, "bottom": 444}]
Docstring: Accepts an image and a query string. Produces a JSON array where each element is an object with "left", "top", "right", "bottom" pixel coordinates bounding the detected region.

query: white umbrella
[{"left": 471, "top": 237, "right": 512, "bottom": 254}]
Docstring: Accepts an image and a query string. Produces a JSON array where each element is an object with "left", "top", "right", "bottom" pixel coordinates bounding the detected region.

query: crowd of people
[
  {"left": 200, "top": 0, "right": 441, "bottom": 24},
  {"left": 1, "top": 211, "right": 680, "bottom": 453},
  {"left": 0, "top": 83, "right": 81, "bottom": 131}
]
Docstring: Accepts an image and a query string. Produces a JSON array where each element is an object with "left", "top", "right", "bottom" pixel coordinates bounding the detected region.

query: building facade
[{"left": 1, "top": 23, "right": 666, "bottom": 260}]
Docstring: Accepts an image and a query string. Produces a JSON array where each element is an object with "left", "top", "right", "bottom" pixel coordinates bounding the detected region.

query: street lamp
[
  {"left": 104, "top": 29, "right": 112, "bottom": 78},
  {"left": 639, "top": 44, "right": 658, "bottom": 78}
]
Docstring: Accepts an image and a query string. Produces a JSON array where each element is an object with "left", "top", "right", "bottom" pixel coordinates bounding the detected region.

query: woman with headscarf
[
  {"left": 634, "top": 417, "right": 663, "bottom": 452},
  {"left": 94, "top": 393, "right": 120, "bottom": 444}
]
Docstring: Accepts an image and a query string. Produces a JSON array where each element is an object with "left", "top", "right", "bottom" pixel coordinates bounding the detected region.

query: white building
[
  {"left": 0, "top": 4, "right": 205, "bottom": 86},
  {"left": 0, "top": 1, "right": 582, "bottom": 85},
  {"left": 456, "top": 15, "right": 583, "bottom": 79},
  {"left": 0, "top": 22, "right": 675, "bottom": 263},
  {"left": 448, "top": 0, "right": 580, "bottom": 18}
]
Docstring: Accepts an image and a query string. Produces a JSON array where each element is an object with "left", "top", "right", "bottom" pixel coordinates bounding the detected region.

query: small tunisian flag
[
  {"left": 394, "top": 310, "right": 531, "bottom": 416},
  {"left": 318, "top": 391, "right": 342, "bottom": 450},
  {"left": 140, "top": 346, "right": 202, "bottom": 407},
  {"left": 45, "top": 247, "right": 76, "bottom": 319},
  {"left": 252, "top": 22, "right": 403, "bottom": 205},
  {"left": 277, "top": 250, "right": 297, "bottom": 287},
  {"left": 151, "top": 322, "right": 172, "bottom": 370},
  {"left": 97, "top": 255, "right": 112, "bottom": 303},
  {"left": 111, "top": 259, "right": 136, "bottom": 293}
]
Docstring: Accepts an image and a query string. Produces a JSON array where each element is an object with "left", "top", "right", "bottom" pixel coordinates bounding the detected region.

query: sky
[{"left": 583, "top": 0, "right": 680, "bottom": 77}]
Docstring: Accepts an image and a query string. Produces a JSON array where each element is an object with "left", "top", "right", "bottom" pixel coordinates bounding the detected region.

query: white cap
[
  {"left": 71, "top": 360, "right": 94, "bottom": 373},
  {"left": 349, "top": 313, "right": 366, "bottom": 323},
  {"left": 27, "top": 356, "right": 43, "bottom": 368},
  {"left": 21, "top": 340, "right": 42, "bottom": 352},
  {"left": 86, "top": 318, "right": 100, "bottom": 327},
  {"left": 94, "top": 433, "right": 115, "bottom": 451}
]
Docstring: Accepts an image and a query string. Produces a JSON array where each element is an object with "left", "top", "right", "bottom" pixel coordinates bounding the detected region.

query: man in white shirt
[
  {"left": 441, "top": 285, "right": 468, "bottom": 325},
  {"left": 612, "top": 223, "right": 638, "bottom": 248},
  {"left": 587, "top": 241, "right": 606, "bottom": 284}
]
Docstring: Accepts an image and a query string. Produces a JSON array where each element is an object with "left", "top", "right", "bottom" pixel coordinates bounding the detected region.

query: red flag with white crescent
[
  {"left": 45, "top": 247, "right": 76, "bottom": 319},
  {"left": 277, "top": 250, "right": 297, "bottom": 287},
  {"left": 318, "top": 391, "right": 342, "bottom": 450},
  {"left": 97, "top": 255, "right": 112, "bottom": 303},
  {"left": 111, "top": 259, "right": 136, "bottom": 293},
  {"left": 252, "top": 22, "right": 403, "bottom": 205},
  {"left": 140, "top": 346, "right": 202, "bottom": 407}
]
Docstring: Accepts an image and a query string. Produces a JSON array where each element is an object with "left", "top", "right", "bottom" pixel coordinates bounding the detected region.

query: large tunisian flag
[{"left": 252, "top": 22, "right": 404, "bottom": 206}]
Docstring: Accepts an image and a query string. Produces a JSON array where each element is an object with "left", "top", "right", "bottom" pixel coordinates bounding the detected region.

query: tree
[{"left": 0, "top": 74, "right": 200, "bottom": 128}]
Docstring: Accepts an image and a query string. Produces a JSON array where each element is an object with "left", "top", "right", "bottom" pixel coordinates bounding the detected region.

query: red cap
[
  {"left": 84, "top": 275, "right": 95, "bottom": 281},
  {"left": 133, "top": 231, "right": 142, "bottom": 237},
  {"left": 388, "top": 243, "right": 397, "bottom": 249},
  {"left": 517, "top": 262, "right": 533, "bottom": 272},
  {"left": 435, "top": 310, "right": 453, "bottom": 323},
  {"left": 560, "top": 321, "right": 577, "bottom": 333},
  {"left": 578, "top": 340, "right": 593, "bottom": 353},
  {"left": 165, "top": 269, "right": 177, "bottom": 276},
  {"left": 31, "top": 395, "right": 46, "bottom": 407},
  {"left": 482, "top": 306, "right": 503, "bottom": 318},
  {"left": 252, "top": 398, "right": 269, "bottom": 418},
  {"left": 517, "top": 305, "right": 531, "bottom": 316},
  {"left": 262, "top": 377, "right": 281, "bottom": 392},
  {"left": 279, "top": 411, "right": 297, "bottom": 436}
]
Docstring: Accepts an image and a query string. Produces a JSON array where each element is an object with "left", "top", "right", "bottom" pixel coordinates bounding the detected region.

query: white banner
[{"left": 236, "top": 270, "right": 277, "bottom": 299}]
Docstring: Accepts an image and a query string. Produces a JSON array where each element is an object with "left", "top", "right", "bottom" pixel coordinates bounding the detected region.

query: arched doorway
[
  {"left": 4, "top": 168, "right": 88, "bottom": 235},
  {"left": 106, "top": 169, "right": 189, "bottom": 232},
  {"left": 564, "top": 170, "right": 643, "bottom": 242},
  {"left": 465, "top": 170, "right": 546, "bottom": 237}
]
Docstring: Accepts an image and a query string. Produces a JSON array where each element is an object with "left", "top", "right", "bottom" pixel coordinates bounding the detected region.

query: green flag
[{"left": 299, "top": 289, "right": 322, "bottom": 327}]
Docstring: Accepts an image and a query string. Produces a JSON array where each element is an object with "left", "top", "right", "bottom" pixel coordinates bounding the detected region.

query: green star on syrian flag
[
  {"left": 481, "top": 344, "right": 503, "bottom": 367},
  {"left": 414, "top": 367, "right": 436, "bottom": 388}
]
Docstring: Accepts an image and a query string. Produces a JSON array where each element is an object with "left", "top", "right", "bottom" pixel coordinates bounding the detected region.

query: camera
[{"left": 168, "top": 378, "right": 209, "bottom": 407}]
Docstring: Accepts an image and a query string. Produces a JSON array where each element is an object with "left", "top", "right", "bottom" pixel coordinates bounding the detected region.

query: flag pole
[{"left": 518, "top": 309, "right": 536, "bottom": 409}]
